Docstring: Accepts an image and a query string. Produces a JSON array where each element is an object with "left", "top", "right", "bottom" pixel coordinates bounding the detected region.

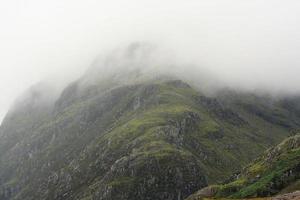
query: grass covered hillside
[
  {"left": 187, "top": 135, "right": 300, "bottom": 200},
  {"left": 1, "top": 76, "right": 300, "bottom": 200}
]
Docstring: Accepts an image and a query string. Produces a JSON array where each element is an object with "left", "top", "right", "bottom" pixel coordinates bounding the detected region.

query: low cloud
[{"left": 1, "top": 0, "right": 300, "bottom": 122}]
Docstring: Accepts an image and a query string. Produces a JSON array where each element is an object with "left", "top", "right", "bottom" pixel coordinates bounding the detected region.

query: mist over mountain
[
  {"left": 2, "top": 0, "right": 300, "bottom": 123},
  {"left": 5, "top": 41, "right": 300, "bottom": 124},
  {"left": 1, "top": 1, "right": 300, "bottom": 200},
  {"left": 1, "top": 42, "right": 300, "bottom": 200}
]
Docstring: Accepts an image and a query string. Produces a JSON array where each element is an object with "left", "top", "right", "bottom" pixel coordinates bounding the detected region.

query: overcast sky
[{"left": 1, "top": 0, "right": 300, "bottom": 122}]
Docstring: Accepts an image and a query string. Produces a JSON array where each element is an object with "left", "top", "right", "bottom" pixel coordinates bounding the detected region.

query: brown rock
[{"left": 272, "top": 191, "right": 300, "bottom": 200}]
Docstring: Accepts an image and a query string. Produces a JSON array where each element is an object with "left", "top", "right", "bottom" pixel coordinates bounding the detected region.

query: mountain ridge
[{"left": 1, "top": 75, "right": 300, "bottom": 199}]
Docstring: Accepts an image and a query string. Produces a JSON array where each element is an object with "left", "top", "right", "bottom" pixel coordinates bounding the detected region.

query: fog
[{"left": 1, "top": 0, "right": 300, "bottom": 122}]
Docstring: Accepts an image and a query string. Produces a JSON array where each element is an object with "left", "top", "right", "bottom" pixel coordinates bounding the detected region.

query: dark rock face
[
  {"left": 195, "top": 96, "right": 246, "bottom": 126},
  {"left": 1, "top": 78, "right": 300, "bottom": 200},
  {"left": 96, "top": 153, "right": 206, "bottom": 200}
]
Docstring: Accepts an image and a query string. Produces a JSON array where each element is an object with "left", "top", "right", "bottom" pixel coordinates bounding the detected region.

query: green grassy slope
[{"left": 187, "top": 135, "right": 300, "bottom": 200}]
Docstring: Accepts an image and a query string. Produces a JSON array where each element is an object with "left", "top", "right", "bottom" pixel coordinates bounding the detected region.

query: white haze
[{"left": 1, "top": 0, "right": 300, "bottom": 123}]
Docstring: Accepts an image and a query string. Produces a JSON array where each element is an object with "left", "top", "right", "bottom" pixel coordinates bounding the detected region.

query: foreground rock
[{"left": 272, "top": 191, "right": 300, "bottom": 200}]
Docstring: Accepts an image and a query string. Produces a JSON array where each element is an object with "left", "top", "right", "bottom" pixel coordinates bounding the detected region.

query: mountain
[
  {"left": 1, "top": 76, "right": 300, "bottom": 200},
  {"left": 187, "top": 135, "right": 300, "bottom": 200},
  {"left": 1, "top": 45, "right": 300, "bottom": 200}
]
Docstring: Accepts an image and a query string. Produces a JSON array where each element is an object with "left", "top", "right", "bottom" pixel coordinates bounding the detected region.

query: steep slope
[
  {"left": 187, "top": 135, "right": 300, "bottom": 200},
  {"left": 1, "top": 77, "right": 300, "bottom": 200}
]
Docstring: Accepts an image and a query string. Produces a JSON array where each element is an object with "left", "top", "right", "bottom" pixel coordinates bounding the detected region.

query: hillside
[
  {"left": 187, "top": 135, "right": 300, "bottom": 200},
  {"left": 1, "top": 75, "right": 300, "bottom": 199}
]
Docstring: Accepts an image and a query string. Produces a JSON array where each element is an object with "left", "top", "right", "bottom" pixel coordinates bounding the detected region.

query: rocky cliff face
[{"left": 1, "top": 73, "right": 300, "bottom": 200}]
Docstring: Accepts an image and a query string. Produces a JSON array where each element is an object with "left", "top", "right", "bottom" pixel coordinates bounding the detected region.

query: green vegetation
[{"left": 188, "top": 135, "right": 300, "bottom": 200}]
